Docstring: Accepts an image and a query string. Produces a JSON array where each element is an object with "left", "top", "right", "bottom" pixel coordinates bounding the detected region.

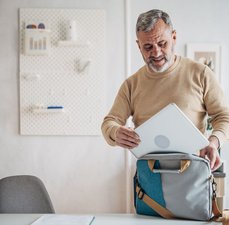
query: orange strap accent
[
  {"left": 180, "top": 160, "right": 191, "bottom": 173},
  {"left": 147, "top": 160, "right": 156, "bottom": 172},
  {"left": 136, "top": 185, "right": 175, "bottom": 219},
  {"left": 212, "top": 197, "right": 222, "bottom": 218},
  {"left": 147, "top": 159, "right": 190, "bottom": 173},
  {"left": 211, "top": 197, "right": 229, "bottom": 224}
]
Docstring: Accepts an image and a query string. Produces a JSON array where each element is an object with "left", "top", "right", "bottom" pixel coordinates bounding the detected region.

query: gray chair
[{"left": 0, "top": 175, "right": 55, "bottom": 213}]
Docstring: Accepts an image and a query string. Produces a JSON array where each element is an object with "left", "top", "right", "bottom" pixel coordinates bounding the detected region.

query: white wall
[
  {"left": 0, "top": 0, "right": 127, "bottom": 213},
  {"left": 0, "top": 0, "right": 228, "bottom": 213}
]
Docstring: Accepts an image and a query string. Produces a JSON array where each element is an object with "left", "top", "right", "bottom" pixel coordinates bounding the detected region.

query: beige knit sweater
[{"left": 101, "top": 56, "right": 229, "bottom": 147}]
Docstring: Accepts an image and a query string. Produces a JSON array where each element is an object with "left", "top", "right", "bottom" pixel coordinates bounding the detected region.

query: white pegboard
[{"left": 19, "top": 8, "right": 106, "bottom": 135}]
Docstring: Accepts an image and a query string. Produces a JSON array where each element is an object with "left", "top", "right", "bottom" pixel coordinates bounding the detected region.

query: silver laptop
[{"left": 131, "top": 103, "right": 209, "bottom": 158}]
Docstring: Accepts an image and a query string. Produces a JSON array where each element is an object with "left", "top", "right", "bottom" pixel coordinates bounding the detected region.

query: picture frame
[{"left": 186, "top": 43, "right": 221, "bottom": 82}]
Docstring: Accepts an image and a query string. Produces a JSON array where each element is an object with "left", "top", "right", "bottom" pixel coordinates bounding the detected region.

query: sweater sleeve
[
  {"left": 101, "top": 80, "right": 132, "bottom": 146},
  {"left": 203, "top": 66, "right": 229, "bottom": 147}
]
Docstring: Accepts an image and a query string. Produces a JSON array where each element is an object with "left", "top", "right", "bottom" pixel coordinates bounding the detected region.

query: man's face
[{"left": 136, "top": 19, "right": 176, "bottom": 73}]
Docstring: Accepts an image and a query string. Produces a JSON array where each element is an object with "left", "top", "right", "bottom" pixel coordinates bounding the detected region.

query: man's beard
[
  {"left": 145, "top": 48, "right": 174, "bottom": 73},
  {"left": 147, "top": 56, "right": 171, "bottom": 73}
]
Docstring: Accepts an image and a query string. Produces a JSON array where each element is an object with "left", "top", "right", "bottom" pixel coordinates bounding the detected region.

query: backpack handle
[{"left": 148, "top": 159, "right": 191, "bottom": 174}]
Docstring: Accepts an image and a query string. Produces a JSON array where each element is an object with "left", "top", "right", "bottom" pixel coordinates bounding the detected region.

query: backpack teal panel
[{"left": 136, "top": 160, "right": 166, "bottom": 217}]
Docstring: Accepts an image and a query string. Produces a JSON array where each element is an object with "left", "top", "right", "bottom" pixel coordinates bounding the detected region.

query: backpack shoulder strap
[{"left": 136, "top": 184, "right": 175, "bottom": 219}]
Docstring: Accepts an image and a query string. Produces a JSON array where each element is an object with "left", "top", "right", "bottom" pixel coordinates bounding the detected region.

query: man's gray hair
[{"left": 136, "top": 9, "right": 173, "bottom": 34}]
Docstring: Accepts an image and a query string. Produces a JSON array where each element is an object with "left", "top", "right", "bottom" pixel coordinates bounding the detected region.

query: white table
[{"left": 0, "top": 213, "right": 219, "bottom": 225}]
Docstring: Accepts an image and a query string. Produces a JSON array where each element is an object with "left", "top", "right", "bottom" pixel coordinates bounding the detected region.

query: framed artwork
[{"left": 186, "top": 43, "right": 221, "bottom": 82}]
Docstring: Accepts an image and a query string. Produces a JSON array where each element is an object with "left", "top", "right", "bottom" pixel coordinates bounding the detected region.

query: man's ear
[
  {"left": 136, "top": 40, "right": 140, "bottom": 49},
  {"left": 172, "top": 30, "right": 177, "bottom": 42}
]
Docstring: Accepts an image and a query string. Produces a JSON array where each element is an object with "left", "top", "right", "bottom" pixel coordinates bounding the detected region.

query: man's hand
[
  {"left": 199, "top": 136, "right": 221, "bottom": 171},
  {"left": 115, "top": 126, "right": 141, "bottom": 149}
]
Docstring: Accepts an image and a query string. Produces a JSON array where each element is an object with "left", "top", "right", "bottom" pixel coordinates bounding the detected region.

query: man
[{"left": 101, "top": 9, "right": 229, "bottom": 171}]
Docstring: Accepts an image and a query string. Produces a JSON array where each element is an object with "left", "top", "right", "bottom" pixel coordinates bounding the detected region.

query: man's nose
[{"left": 151, "top": 46, "right": 161, "bottom": 57}]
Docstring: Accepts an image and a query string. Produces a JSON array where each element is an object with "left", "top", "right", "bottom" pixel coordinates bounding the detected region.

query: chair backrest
[{"left": 0, "top": 175, "right": 55, "bottom": 213}]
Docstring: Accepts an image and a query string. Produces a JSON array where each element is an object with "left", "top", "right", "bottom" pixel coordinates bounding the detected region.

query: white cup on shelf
[{"left": 66, "top": 20, "right": 78, "bottom": 41}]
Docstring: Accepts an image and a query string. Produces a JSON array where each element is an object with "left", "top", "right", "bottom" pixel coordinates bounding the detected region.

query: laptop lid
[{"left": 131, "top": 103, "right": 209, "bottom": 158}]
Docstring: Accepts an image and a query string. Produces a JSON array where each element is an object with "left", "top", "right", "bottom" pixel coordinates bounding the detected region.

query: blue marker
[{"left": 47, "top": 106, "right": 64, "bottom": 109}]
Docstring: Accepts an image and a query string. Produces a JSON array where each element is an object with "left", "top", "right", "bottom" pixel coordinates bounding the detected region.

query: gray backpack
[{"left": 134, "top": 153, "right": 228, "bottom": 223}]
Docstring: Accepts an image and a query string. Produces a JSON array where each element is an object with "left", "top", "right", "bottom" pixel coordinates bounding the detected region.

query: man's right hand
[{"left": 115, "top": 126, "right": 141, "bottom": 149}]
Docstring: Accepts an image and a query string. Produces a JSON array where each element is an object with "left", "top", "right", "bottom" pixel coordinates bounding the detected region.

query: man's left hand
[{"left": 199, "top": 136, "right": 221, "bottom": 171}]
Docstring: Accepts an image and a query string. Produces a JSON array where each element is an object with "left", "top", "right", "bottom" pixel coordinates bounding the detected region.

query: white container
[
  {"left": 24, "top": 29, "right": 51, "bottom": 56},
  {"left": 66, "top": 20, "right": 78, "bottom": 41}
]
